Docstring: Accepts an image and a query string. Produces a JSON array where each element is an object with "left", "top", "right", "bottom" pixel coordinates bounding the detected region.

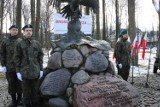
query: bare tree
[
  {"left": 22, "top": 4, "right": 30, "bottom": 24},
  {"left": 7, "top": 0, "right": 17, "bottom": 24},
  {"left": 12, "top": 0, "right": 16, "bottom": 23},
  {"left": 0, "top": 0, "right": 5, "bottom": 42},
  {"left": 95, "top": 0, "right": 100, "bottom": 39},
  {"left": 40, "top": 0, "right": 54, "bottom": 48},
  {"left": 31, "top": 0, "right": 35, "bottom": 38},
  {"left": 128, "top": 0, "right": 136, "bottom": 42},
  {"left": 16, "top": 0, "right": 22, "bottom": 37},
  {"left": 35, "top": 0, "right": 41, "bottom": 40},
  {"left": 102, "top": 0, "right": 107, "bottom": 40},
  {"left": 128, "top": 0, "right": 136, "bottom": 65},
  {"left": 85, "top": 7, "right": 89, "bottom": 15},
  {"left": 115, "top": 0, "right": 120, "bottom": 40},
  {"left": 152, "top": 0, "right": 160, "bottom": 55}
]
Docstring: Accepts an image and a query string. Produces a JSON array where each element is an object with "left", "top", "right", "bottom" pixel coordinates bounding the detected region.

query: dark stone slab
[
  {"left": 73, "top": 75, "right": 140, "bottom": 107},
  {"left": 62, "top": 49, "right": 83, "bottom": 68},
  {"left": 48, "top": 97, "right": 70, "bottom": 107},
  {"left": 40, "top": 68, "right": 71, "bottom": 96},
  {"left": 47, "top": 52, "right": 62, "bottom": 70},
  {"left": 85, "top": 52, "right": 109, "bottom": 73}
]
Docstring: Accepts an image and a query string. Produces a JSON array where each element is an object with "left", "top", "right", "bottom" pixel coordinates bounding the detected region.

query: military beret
[
  {"left": 22, "top": 24, "right": 33, "bottom": 30},
  {"left": 120, "top": 29, "right": 127, "bottom": 35},
  {"left": 9, "top": 25, "right": 18, "bottom": 30},
  {"left": 119, "top": 34, "right": 122, "bottom": 37}
]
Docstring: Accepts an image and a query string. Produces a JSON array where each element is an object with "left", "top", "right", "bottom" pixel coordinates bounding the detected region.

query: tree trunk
[
  {"left": 16, "top": 0, "right": 22, "bottom": 37},
  {"left": 152, "top": 0, "right": 160, "bottom": 58},
  {"left": 44, "top": 4, "right": 50, "bottom": 49},
  {"left": 157, "top": 7, "right": 160, "bottom": 57},
  {"left": 0, "top": 0, "right": 4, "bottom": 43},
  {"left": 31, "top": 0, "right": 35, "bottom": 38},
  {"left": 128, "top": 0, "right": 136, "bottom": 65},
  {"left": 115, "top": 0, "right": 120, "bottom": 41},
  {"left": 85, "top": 7, "right": 89, "bottom": 15},
  {"left": 95, "top": 0, "right": 100, "bottom": 39},
  {"left": 35, "top": 0, "right": 41, "bottom": 41},
  {"left": 102, "top": 0, "right": 106, "bottom": 40},
  {"left": 40, "top": 21, "right": 44, "bottom": 45},
  {"left": 13, "top": 1, "right": 16, "bottom": 23},
  {"left": 128, "top": 0, "right": 136, "bottom": 42},
  {"left": 105, "top": 2, "right": 109, "bottom": 41}
]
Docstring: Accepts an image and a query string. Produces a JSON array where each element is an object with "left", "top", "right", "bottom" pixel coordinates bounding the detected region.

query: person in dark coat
[
  {"left": 114, "top": 29, "right": 131, "bottom": 81},
  {"left": 0, "top": 25, "right": 22, "bottom": 107},
  {"left": 14, "top": 24, "right": 44, "bottom": 107}
]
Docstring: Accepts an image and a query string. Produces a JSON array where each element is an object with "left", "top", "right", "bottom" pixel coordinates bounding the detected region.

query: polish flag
[
  {"left": 141, "top": 32, "right": 147, "bottom": 59},
  {"left": 131, "top": 35, "right": 140, "bottom": 58}
]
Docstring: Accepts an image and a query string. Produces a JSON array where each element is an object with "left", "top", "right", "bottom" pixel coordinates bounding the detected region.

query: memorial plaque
[
  {"left": 74, "top": 75, "right": 139, "bottom": 107},
  {"left": 85, "top": 52, "right": 109, "bottom": 73},
  {"left": 40, "top": 68, "right": 71, "bottom": 96},
  {"left": 62, "top": 49, "right": 83, "bottom": 68}
]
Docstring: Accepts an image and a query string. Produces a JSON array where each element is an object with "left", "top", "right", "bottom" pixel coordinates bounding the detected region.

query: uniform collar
[
  {"left": 23, "top": 37, "right": 32, "bottom": 44},
  {"left": 121, "top": 37, "right": 128, "bottom": 42},
  {"left": 9, "top": 35, "right": 18, "bottom": 39}
]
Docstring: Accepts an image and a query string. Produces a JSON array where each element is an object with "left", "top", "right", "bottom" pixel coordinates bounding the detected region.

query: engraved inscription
[{"left": 74, "top": 75, "right": 139, "bottom": 107}]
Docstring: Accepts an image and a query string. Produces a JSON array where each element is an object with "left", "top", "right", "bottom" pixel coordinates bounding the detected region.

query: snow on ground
[
  {"left": 0, "top": 47, "right": 157, "bottom": 78},
  {"left": 42, "top": 47, "right": 158, "bottom": 78},
  {"left": 43, "top": 49, "right": 52, "bottom": 68}
]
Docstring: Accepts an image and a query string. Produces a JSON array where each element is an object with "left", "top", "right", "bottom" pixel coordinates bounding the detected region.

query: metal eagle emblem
[{"left": 48, "top": 0, "right": 99, "bottom": 20}]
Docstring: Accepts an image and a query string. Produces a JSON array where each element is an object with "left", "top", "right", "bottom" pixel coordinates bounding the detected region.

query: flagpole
[
  {"left": 145, "top": 47, "right": 151, "bottom": 88},
  {"left": 131, "top": 50, "right": 135, "bottom": 85},
  {"left": 138, "top": 65, "right": 140, "bottom": 76},
  {"left": 131, "top": 64, "right": 134, "bottom": 85}
]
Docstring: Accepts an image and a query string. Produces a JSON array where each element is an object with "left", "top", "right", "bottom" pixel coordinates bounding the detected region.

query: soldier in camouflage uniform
[
  {"left": 114, "top": 29, "right": 131, "bottom": 81},
  {"left": 14, "top": 24, "right": 44, "bottom": 107},
  {"left": 0, "top": 25, "right": 22, "bottom": 107}
]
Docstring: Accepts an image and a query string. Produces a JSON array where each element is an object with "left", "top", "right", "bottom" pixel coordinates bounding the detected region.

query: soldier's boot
[
  {"left": 16, "top": 93, "right": 23, "bottom": 106},
  {"left": 8, "top": 94, "right": 17, "bottom": 107}
]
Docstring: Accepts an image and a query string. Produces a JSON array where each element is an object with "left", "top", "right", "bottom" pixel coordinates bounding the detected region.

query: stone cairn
[{"left": 40, "top": 20, "right": 140, "bottom": 107}]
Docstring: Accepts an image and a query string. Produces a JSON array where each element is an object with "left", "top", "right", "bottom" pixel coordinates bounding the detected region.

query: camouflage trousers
[
  {"left": 22, "top": 78, "right": 40, "bottom": 106},
  {"left": 117, "top": 64, "right": 130, "bottom": 81},
  {"left": 6, "top": 71, "right": 22, "bottom": 94}
]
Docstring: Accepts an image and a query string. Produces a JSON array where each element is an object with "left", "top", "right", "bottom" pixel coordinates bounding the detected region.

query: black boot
[
  {"left": 17, "top": 93, "right": 22, "bottom": 106},
  {"left": 8, "top": 94, "right": 17, "bottom": 107}
]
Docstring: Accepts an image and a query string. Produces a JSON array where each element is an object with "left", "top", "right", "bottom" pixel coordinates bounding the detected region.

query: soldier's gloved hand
[
  {"left": 118, "top": 63, "right": 122, "bottom": 69},
  {"left": 1, "top": 66, "right": 7, "bottom": 73},
  {"left": 39, "top": 71, "right": 43, "bottom": 79},
  {"left": 16, "top": 72, "right": 22, "bottom": 81}
]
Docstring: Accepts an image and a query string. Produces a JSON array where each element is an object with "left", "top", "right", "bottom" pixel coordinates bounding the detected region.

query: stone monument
[{"left": 40, "top": 20, "right": 140, "bottom": 107}]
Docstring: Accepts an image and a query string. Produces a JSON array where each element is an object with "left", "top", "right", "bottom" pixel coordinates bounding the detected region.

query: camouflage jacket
[
  {"left": 14, "top": 37, "right": 44, "bottom": 79},
  {"left": 0, "top": 36, "right": 21, "bottom": 72},
  {"left": 114, "top": 39, "right": 131, "bottom": 66}
]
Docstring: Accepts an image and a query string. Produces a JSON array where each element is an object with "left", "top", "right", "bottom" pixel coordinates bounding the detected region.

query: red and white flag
[
  {"left": 141, "top": 32, "right": 147, "bottom": 59},
  {"left": 131, "top": 35, "right": 141, "bottom": 58}
]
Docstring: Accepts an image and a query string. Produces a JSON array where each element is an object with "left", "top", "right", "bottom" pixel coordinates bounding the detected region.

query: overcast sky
[{"left": 136, "top": 0, "right": 158, "bottom": 31}]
